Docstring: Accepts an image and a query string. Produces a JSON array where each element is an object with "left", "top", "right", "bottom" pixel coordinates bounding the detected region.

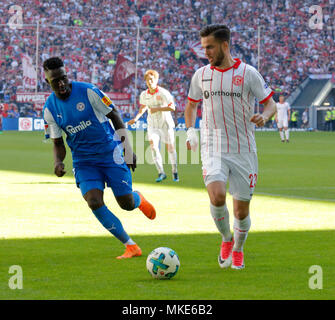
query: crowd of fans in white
[{"left": 0, "top": 0, "right": 334, "bottom": 118}]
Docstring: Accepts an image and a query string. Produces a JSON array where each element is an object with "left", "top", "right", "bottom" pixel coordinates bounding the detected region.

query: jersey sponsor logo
[
  {"left": 65, "top": 120, "right": 92, "bottom": 134},
  {"left": 76, "top": 102, "right": 85, "bottom": 111},
  {"left": 232, "top": 75, "right": 243, "bottom": 86},
  {"left": 102, "top": 95, "right": 112, "bottom": 107},
  {"left": 156, "top": 95, "right": 162, "bottom": 101},
  {"left": 203, "top": 90, "right": 242, "bottom": 99},
  {"left": 201, "top": 79, "right": 212, "bottom": 82}
]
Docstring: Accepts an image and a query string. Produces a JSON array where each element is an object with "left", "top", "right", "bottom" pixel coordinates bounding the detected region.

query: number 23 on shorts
[{"left": 249, "top": 173, "right": 258, "bottom": 189}]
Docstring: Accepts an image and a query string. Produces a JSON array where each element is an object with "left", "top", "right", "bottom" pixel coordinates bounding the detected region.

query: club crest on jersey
[
  {"left": 102, "top": 95, "right": 112, "bottom": 107},
  {"left": 232, "top": 75, "right": 243, "bottom": 86},
  {"left": 76, "top": 102, "right": 85, "bottom": 111},
  {"left": 156, "top": 95, "right": 162, "bottom": 101}
]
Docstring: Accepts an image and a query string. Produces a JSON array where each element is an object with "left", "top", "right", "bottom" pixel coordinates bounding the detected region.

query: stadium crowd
[{"left": 0, "top": 0, "right": 334, "bottom": 118}]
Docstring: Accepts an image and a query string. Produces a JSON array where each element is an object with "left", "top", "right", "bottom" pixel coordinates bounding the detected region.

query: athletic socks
[
  {"left": 233, "top": 215, "right": 251, "bottom": 252},
  {"left": 279, "top": 131, "right": 285, "bottom": 141},
  {"left": 168, "top": 150, "right": 178, "bottom": 174},
  {"left": 92, "top": 205, "right": 132, "bottom": 244},
  {"left": 151, "top": 147, "right": 164, "bottom": 174},
  {"left": 132, "top": 191, "right": 141, "bottom": 208},
  {"left": 210, "top": 203, "right": 232, "bottom": 242},
  {"left": 284, "top": 129, "right": 289, "bottom": 140}
]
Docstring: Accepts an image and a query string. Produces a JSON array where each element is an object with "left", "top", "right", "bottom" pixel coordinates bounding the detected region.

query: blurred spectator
[
  {"left": 7, "top": 103, "right": 20, "bottom": 118},
  {"left": 0, "top": 0, "right": 334, "bottom": 119},
  {"left": 302, "top": 108, "right": 309, "bottom": 128}
]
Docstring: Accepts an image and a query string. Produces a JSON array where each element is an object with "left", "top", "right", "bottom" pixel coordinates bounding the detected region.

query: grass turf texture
[{"left": 0, "top": 131, "right": 334, "bottom": 299}]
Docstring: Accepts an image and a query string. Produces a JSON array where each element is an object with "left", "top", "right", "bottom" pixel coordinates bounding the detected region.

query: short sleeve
[
  {"left": 188, "top": 69, "right": 203, "bottom": 102},
  {"left": 139, "top": 91, "right": 146, "bottom": 106},
  {"left": 87, "top": 87, "right": 114, "bottom": 116},
  {"left": 43, "top": 107, "right": 62, "bottom": 139},
  {"left": 247, "top": 66, "right": 273, "bottom": 104},
  {"left": 161, "top": 88, "right": 174, "bottom": 106}
]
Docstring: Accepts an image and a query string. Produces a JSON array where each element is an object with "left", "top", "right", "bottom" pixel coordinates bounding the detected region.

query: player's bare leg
[
  {"left": 231, "top": 199, "right": 251, "bottom": 269},
  {"left": 207, "top": 181, "right": 234, "bottom": 268},
  {"left": 166, "top": 143, "right": 178, "bottom": 181},
  {"left": 149, "top": 138, "right": 166, "bottom": 182}
]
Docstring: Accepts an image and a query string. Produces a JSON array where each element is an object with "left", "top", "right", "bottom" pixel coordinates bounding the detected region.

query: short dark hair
[
  {"left": 200, "top": 24, "right": 231, "bottom": 44},
  {"left": 43, "top": 57, "right": 64, "bottom": 71}
]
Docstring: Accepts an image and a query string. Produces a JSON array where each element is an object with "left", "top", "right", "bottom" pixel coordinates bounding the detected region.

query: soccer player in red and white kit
[
  {"left": 185, "top": 25, "right": 276, "bottom": 269},
  {"left": 275, "top": 95, "right": 291, "bottom": 142}
]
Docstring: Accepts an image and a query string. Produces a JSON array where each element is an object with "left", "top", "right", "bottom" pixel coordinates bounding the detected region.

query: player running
[
  {"left": 185, "top": 25, "right": 276, "bottom": 270},
  {"left": 42, "top": 57, "right": 156, "bottom": 259},
  {"left": 128, "top": 70, "right": 179, "bottom": 183},
  {"left": 275, "top": 95, "right": 291, "bottom": 142}
]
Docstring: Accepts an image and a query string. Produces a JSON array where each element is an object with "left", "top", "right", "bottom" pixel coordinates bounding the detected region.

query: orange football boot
[
  {"left": 116, "top": 244, "right": 142, "bottom": 259},
  {"left": 135, "top": 191, "right": 156, "bottom": 220}
]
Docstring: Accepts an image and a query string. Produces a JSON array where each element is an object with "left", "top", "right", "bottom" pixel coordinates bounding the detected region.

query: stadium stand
[{"left": 0, "top": 0, "right": 334, "bottom": 118}]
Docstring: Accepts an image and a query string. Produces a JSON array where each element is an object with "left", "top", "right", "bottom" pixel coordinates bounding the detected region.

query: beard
[{"left": 213, "top": 48, "right": 225, "bottom": 67}]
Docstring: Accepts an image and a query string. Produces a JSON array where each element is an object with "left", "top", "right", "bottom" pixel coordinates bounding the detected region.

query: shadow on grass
[{"left": 1, "top": 230, "right": 334, "bottom": 300}]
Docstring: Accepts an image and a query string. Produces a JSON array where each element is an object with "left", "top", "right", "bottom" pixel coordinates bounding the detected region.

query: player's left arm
[
  {"left": 248, "top": 67, "right": 277, "bottom": 127},
  {"left": 250, "top": 97, "right": 277, "bottom": 127},
  {"left": 107, "top": 108, "right": 136, "bottom": 172},
  {"left": 151, "top": 90, "right": 176, "bottom": 113},
  {"left": 151, "top": 103, "right": 175, "bottom": 113},
  {"left": 88, "top": 87, "right": 136, "bottom": 171}
]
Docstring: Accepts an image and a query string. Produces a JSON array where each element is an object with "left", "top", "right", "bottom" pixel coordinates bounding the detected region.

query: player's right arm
[
  {"left": 43, "top": 107, "right": 66, "bottom": 177},
  {"left": 128, "top": 104, "right": 148, "bottom": 125},
  {"left": 185, "top": 69, "right": 202, "bottom": 151},
  {"left": 53, "top": 137, "right": 66, "bottom": 177}
]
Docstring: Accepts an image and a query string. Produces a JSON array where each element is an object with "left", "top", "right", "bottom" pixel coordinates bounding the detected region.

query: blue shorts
[{"left": 73, "top": 163, "right": 133, "bottom": 197}]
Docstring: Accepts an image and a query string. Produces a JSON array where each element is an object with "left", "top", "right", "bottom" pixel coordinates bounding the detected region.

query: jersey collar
[
  {"left": 147, "top": 87, "right": 159, "bottom": 95},
  {"left": 210, "top": 58, "right": 241, "bottom": 73}
]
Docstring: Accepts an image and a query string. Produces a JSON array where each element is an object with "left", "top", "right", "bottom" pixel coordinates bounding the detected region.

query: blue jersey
[{"left": 43, "top": 81, "right": 123, "bottom": 166}]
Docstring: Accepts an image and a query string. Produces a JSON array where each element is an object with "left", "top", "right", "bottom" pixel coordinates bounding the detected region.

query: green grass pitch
[{"left": 0, "top": 130, "right": 334, "bottom": 300}]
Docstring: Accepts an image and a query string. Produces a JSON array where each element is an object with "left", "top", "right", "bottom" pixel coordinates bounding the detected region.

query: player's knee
[
  {"left": 209, "top": 192, "right": 226, "bottom": 207},
  {"left": 234, "top": 207, "right": 249, "bottom": 220},
  {"left": 116, "top": 196, "right": 135, "bottom": 211},
  {"left": 86, "top": 197, "right": 104, "bottom": 211},
  {"left": 167, "top": 145, "right": 175, "bottom": 153}
]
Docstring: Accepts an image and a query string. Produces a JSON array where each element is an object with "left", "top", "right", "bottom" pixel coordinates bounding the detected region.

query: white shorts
[
  {"left": 147, "top": 127, "right": 175, "bottom": 145},
  {"left": 201, "top": 151, "right": 258, "bottom": 201},
  {"left": 277, "top": 118, "right": 289, "bottom": 129}
]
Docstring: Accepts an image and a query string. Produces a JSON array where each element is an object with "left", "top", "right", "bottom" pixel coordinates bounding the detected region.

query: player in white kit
[
  {"left": 128, "top": 69, "right": 179, "bottom": 182},
  {"left": 185, "top": 25, "right": 276, "bottom": 269},
  {"left": 275, "top": 95, "right": 291, "bottom": 142}
]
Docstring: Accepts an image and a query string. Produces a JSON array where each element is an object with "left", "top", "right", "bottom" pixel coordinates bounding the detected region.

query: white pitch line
[{"left": 255, "top": 192, "right": 335, "bottom": 203}]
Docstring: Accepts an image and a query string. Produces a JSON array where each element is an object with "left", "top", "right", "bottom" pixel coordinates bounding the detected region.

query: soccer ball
[{"left": 146, "top": 247, "right": 180, "bottom": 280}]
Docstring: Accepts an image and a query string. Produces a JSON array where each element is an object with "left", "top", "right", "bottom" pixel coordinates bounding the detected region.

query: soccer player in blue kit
[{"left": 42, "top": 57, "right": 156, "bottom": 259}]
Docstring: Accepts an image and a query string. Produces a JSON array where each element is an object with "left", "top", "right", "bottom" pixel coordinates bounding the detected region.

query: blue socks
[
  {"left": 92, "top": 205, "right": 130, "bottom": 244},
  {"left": 132, "top": 191, "right": 141, "bottom": 208}
]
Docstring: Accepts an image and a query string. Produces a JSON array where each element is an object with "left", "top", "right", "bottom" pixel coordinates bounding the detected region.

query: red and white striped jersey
[
  {"left": 188, "top": 59, "right": 273, "bottom": 154},
  {"left": 140, "top": 86, "right": 175, "bottom": 129}
]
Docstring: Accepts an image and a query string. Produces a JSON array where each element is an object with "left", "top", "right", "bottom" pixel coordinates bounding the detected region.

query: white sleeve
[
  {"left": 43, "top": 107, "right": 62, "bottom": 139},
  {"left": 247, "top": 66, "right": 273, "bottom": 104},
  {"left": 139, "top": 91, "right": 146, "bottom": 106},
  {"left": 287, "top": 103, "right": 291, "bottom": 110},
  {"left": 188, "top": 69, "right": 203, "bottom": 102},
  {"left": 87, "top": 88, "right": 114, "bottom": 116},
  {"left": 161, "top": 88, "right": 175, "bottom": 107}
]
